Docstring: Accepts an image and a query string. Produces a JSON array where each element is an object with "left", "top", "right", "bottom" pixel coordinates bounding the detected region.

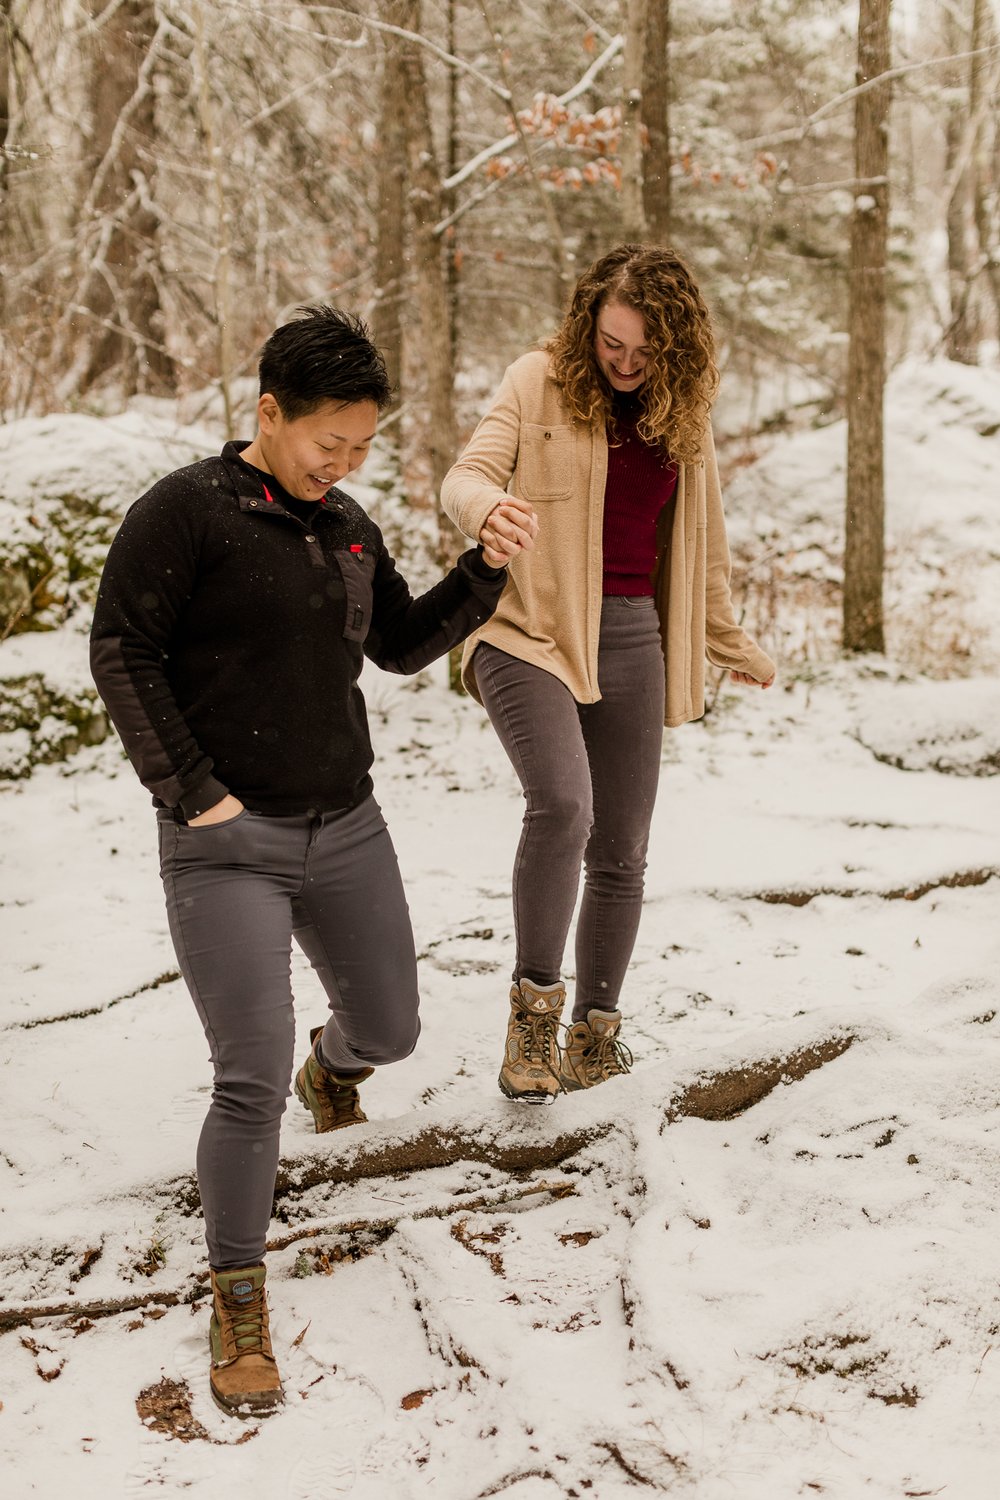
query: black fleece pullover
[{"left": 90, "top": 441, "right": 506, "bottom": 818}]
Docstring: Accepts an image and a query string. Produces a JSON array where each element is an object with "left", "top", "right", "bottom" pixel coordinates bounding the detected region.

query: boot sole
[
  {"left": 293, "top": 1076, "right": 318, "bottom": 1127},
  {"left": 210, "top": 1382, "right": 284, "bottom": 1419},
  {"left": 498, "top": 1073, "right": 558, "bottom": 1105}
]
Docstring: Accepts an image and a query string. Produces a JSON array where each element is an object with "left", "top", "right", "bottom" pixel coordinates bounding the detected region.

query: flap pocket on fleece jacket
[
  {"left": 334, "top": 548, "right": 376, "bottom": 642},
  {"left": 516, "top": 423, "right": 574, "bottom": 501}
]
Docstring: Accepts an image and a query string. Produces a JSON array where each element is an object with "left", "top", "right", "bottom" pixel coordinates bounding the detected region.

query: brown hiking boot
[
  {"left": 209, "top": 1265, "right": 283, "bottom": 1418},
  {"left": 294, "top": 1026, "right": 373, "bottom": 1133},
  {"left": 498, "top": 979, "right": 565, "bottom": 1104},
  {"left": 560, "top": 1009, "right": 633, "bottom": 1092}
]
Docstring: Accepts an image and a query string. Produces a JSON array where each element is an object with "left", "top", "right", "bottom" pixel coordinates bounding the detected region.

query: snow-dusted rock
[
  {"left": 854, "top": 677, "right": 1000, "bottom": 777},
  {"left": 0, "top": 410, "right": 217, "bottom": 639}
]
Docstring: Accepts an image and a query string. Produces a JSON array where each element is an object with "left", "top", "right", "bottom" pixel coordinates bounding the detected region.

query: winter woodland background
[{"left": 1, "top": 2, "right": 999, "bottom": 1497}]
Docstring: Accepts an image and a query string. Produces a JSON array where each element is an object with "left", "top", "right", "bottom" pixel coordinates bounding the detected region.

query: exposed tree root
[
  {"left": 166, "top": 1034, "right": 855, "bottom": 1216},
  {"left": 665, "top": 1034, "right": 855, "bottom": 1123},
  {"left": 266, "top": 1177, "right": 576, "bottom": 1251},
  {"left": 857, "top": 741, "right": 1000, "bottom": 779},
  {"left": 0, "top": 1179, "right": 575, "bottom": 1333},
  {"left": 4, "top": 1034, "right": 856, "bottom": 1332},
  {"left": 164, "top": 1116, "right": 602, "bottom": 1218},
  {"left": 744, "top": 868, "right": 999, "bottom": 906},
  {"left": 10, "top": 970, "right": 181, "bottom": 1032},
  {"left": 271, "top": 1121, "right": 599, "bottom": 1209},
  {"left": 0, "top": 1285, "right": 207, "bottom": 1335}
]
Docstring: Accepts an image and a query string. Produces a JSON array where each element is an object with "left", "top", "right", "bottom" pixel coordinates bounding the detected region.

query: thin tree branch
[
  {"left": 266, "top": 1177, "right": 577, "bottom": 1252},
  {"left": 235, "top": 1, "right": 512, "bottom": 102},
  {"left": 778, "top": 174, "right": 889, "bottom": 194},
  {"left": 74, "top": 16, "right": 170, "bottom": 233},
  {"left": 479, "top": 0, "right": 569, "bottom": 291},
  {"left": 557, "top": 0, "right": 614, "bottom": 45},
  {"left": 242, "top": 56, "right": 352, "bottom": 131},
  {"left": 443, "top": 31, "right": 623, "bottom": 193},
  {"left": 740, "top": 44, "right": 1000, "bottom": 150},
  {"left": 0, "top": 567, "right": 57, "bottom": 645},
  {"left": 942, "top": 42, "right": 1000, "bottom": 206}
]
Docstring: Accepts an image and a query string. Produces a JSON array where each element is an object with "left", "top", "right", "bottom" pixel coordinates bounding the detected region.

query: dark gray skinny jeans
[
  {"left": 474, "top": 596, "right": 666, "bottom": 1021},
  {"left": 157, "top": 795, "right": 419, "bottom": 1269}
]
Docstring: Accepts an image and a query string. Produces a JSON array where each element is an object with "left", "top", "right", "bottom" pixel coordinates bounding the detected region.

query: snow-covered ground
[{"left": 2, "top": 364, "right": 999, "bottom": 1498}]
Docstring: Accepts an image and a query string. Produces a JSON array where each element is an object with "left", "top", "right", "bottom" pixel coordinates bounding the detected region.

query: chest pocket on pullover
[
  {"left": 516, "top": 423, "right": 574, "bottom": 501},
  {"left": 334, "top": 549, "right": 376, "bottom": 642}
]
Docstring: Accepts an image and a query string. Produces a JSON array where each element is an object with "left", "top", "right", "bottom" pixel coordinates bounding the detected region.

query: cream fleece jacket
[{"left": 441, "top": 350, "right": 775, "bottom": 726}]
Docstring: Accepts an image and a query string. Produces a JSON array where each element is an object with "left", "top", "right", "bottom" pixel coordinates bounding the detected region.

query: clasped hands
[{"left": 479, "top": 496, "right": 539, "bottom": 568}]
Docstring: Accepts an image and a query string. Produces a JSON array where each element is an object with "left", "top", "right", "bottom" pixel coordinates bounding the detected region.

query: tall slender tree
[
  {"left": 77, "top": 0, "right": 175, "bottom": 396},
  {"left": 373, "top": 1, "right": 408, "bottom": 401},
  {"left": 398, "top": 0, "right": 457, "bottom": 518},
  {"left": 643, "top": 0, "right": 672, "bottom": 244},
  {"left": 943, "top": 1, "right": 979, "bottom": 363},
  {"left": 0, "top": 1, "right": 12, "bottom": 327},
  {"left": 969, "top": 0, "right": 1000, "bottom": 343},
  {"left": 621, "top": 0, "right": 648, "bottom": 240},
  {"left": 843, "top": 0, "right": 892, "bottom": 655}
]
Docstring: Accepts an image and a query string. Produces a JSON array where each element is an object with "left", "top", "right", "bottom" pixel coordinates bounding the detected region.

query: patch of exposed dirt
[
  {"left": 135, "top": 1377, "right": 256, "bottom": 1444},
  {"left": 746, "top": 868, "right": 999, "bottom": 905},
  {"left": 666, "top": 1035, "right": 855, "bottom": 1123}
]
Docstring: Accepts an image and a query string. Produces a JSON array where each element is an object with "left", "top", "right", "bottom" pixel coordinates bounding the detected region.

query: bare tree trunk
[
  {"left": 398, "top": 0, "right": 457, "bottom": 524},
  {"left": 0, "top": 1, "right": 10, "bottom": 203},
  {"left": 0, "top": 1, "right": 11, "bottom": 325},
  {"left": 373, "top": 1, "right": 407, "bottom": 401},
  {"left": 943, "top": 3, "right": 978, "bottom": 363},
  {"left": 191, "top": 0, "right": 234, "bottom": 437},
  {"left": 843, "top": 0, "right": 891, "bottom": 656},
  {"left": 970, "top": 0, "right": 1000, "bottom": 341},
  {"left": 399, "top": 1, "right": 474, "bottom": 693},
  {"left": 945, "top": 117, "right": 978, "bottom": 362},
  {"left": 642, "top": 0, "right": 671, "bottom": 244},
  {"left": 621, "top": 0, "right": 648, "bottom": 241},
  {"left": 445, "top": 0, "right": 460, "bottom": 371},
  {"left": 79, "top": 0, "right": 175, "bottom": 397}
]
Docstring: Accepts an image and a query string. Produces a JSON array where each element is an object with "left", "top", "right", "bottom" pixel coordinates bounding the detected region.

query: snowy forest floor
[
  {"left": 2, "top": 357, "right": 1000, "bottom": 1498},
  {"left": 2, "top": 658, "right": 999, "bottom": 1499}
]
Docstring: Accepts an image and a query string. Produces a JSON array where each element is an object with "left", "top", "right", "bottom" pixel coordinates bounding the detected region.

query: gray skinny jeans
[
  {"left": 157, "top": 795, "right": 419, "bottom": 1269},
  {"left": 474, "top": 596, "right": 666, "bottom": 1021}
]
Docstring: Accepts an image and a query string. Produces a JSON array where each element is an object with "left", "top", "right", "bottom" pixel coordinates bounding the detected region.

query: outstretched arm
[{"left": 364, "top": 545, "right": 508, "bottom": 676}]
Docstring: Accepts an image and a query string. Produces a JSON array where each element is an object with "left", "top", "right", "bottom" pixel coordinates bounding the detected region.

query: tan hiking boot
[
  {"left": 498, "top": 979, "right": 565, "bottom": 1104},
  {"left": 560, "top": 1009, "right": 633, "bottom": 1092},
  {"left": 209, "top": 1265, "right": 283, "bottom": 1418},
  {"left": 294, "top": 1026, "right": 374, "bottom": 1133}
]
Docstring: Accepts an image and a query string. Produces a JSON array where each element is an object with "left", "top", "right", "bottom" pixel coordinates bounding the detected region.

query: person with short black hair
[{"left": 90, "top": 305, "right": 537, "bottom": 1418}]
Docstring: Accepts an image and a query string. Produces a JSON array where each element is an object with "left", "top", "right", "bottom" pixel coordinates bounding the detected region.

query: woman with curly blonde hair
[{"left": 441, "top": 243, "right": 775, "bottom": 1104}]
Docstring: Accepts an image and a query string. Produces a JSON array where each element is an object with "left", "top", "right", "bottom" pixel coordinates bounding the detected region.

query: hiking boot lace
[
  {"left": 218, "top": 1286, "right": 269, "bottom": 1355},
  {"left": 316, "top": 1086, "right": 356, "bottom": 1128},
  {"left": 584, "top": 1031, "right": 633, "bottom": 1085},
  {"left": 514, "top": 1008, "right": 563, "bottom": 1081}
]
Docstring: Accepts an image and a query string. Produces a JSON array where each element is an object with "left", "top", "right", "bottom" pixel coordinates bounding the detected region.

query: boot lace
[
  {"left": 513, "top": 1008, "right": 563, "bottom": 1080},
  {"left": 582, "top": 1030, "right": 633, "bottom": 1085},
  {"left": 315, "top": 1076, "right": 361, "bottom": 1128},
  {"left": 218, "top": 1285, "right": 270, "bottom": 1356}
]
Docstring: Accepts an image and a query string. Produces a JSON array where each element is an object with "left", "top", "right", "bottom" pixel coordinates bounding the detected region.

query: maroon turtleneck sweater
[{"left": 602, "top": 392, "right": 678, "bottom": 595}]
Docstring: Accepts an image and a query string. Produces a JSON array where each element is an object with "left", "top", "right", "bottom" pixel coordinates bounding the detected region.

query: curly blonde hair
[{"left": 545, "top": 243, "right": 719, "bottom": 465}]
